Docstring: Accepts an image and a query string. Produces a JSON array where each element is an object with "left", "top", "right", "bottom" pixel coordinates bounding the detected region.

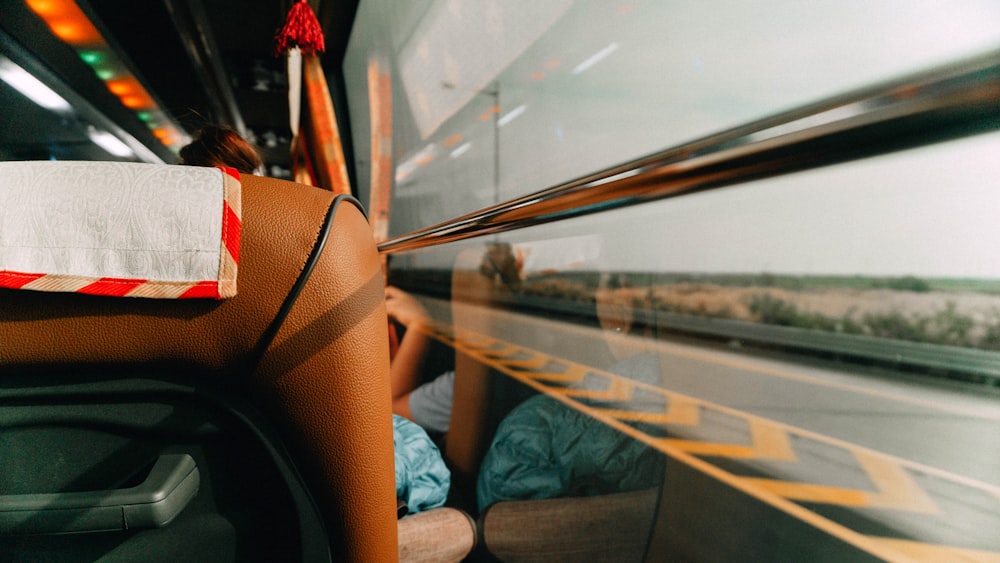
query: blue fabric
[
  {"left": 476, "top": 354, "right": 666, "bottom": 511},
  {"left": 393, "top": 414, "right": 450, "bottom": 514},
  {"left": 476, "top": 394, "right": 664, "bottom": 511}
]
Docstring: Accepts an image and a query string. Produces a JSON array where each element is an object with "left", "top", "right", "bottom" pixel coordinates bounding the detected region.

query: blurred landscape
[
  {"left": 394, "top": 268, "right": 1000, "bottom": 352},
  {"left": 517, "top": 273, "right": 1000, "bottom": 352}
]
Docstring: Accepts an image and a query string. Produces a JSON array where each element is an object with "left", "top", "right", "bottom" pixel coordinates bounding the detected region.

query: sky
[{"left": 588, "top": 133, "right": 1000, "bottom": 278}]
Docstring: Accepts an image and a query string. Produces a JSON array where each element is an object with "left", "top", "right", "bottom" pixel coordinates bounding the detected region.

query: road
[{"left": 421, "top": 295, "right": 1000, "bottom": 558}]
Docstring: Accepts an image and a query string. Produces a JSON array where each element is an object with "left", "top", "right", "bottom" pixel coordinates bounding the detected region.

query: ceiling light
[
  {"left": 88, "top": 126, "right": 134, "bottom": 157},
  {"left": 572, "top": 42, "right": 620, "bottom": 75},
  {"left": 0, "top": 57, "right": 72, "bottom": 112},
  {"left": 450, "top": 142, "right": 471, "bottom": 158},
  {"left": 497, "top": 105, "right": 527, "bottom": 127}
]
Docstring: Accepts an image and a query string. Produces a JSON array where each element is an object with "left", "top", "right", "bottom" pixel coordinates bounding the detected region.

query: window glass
[
  {"left": 349, "top": 2, "right": 1000, "bottom": 559},
  {"left": 344, "top": 0, "right": 1000, "bottom": 235},
  {"left": 385, "top": 134, "right": 1000, "bottom": 560}
]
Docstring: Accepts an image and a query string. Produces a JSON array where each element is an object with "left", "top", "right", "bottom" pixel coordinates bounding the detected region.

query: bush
[
  {"left": 862, "top": 310, "right": 929, "bottom": 342},
  {"left": 978, "top": 309, "right": 1000, "bottom": 351},
  {"left": 926, "top": 301, "right": 975, "bottom": 347},
  {"left": 881, "top": 276, "right": 931, "bottom": 293},
  {"left": 747, "top": 294, "right": 802, "bottom": 327}
]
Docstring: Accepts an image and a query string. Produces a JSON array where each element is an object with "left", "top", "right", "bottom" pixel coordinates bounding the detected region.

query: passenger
[
  {"left": 178, "top": 125, "right": 263, "bottom": 175},
  {"left": 385, "top": 285, "right": 454, "bottom": 435},
  {"left": 384, "top": 287, "right": 453, "bottom": 514}
]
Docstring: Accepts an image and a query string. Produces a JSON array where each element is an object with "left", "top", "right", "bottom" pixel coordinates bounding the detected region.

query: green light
[
  {"left": 79, "top": 51, "right": 102, "bottom": 65},
  {"left": 137, "top": 111, "right": 152, "bottom": 122},
  {"left": 95, "top": 68, "right": 115, "bottom": 80}
]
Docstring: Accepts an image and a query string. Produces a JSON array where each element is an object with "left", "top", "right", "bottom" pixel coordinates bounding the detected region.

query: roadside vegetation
[{"left": 517, "top": 272, "right": 1000, "bottom": 352}]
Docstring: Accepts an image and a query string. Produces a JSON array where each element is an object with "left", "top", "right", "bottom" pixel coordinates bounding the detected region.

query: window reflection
[
  {"left": 387, "top": 137, "right": 1000, "bottom": 558},
  {"left": 353, "top": 1, "right": 1000, "bottom": 559}
]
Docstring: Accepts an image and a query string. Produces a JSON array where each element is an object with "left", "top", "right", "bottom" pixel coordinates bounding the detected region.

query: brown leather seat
[{"left": 0, "top": 168, "right": 397, "bottom": 561}]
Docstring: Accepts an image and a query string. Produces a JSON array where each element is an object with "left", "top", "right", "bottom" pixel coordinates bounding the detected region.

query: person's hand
[{"left": 385, "top": 286, "right": 429, "bottom": 328}]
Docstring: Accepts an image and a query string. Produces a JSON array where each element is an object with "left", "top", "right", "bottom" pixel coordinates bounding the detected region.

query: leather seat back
[{"left": 0, "top": 165, "right": 397, "bottom": 562}]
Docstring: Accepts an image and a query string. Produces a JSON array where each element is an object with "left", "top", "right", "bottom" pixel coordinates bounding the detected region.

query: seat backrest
[{"left": 0, "top": 163, "right": 397, "bottom": 562}]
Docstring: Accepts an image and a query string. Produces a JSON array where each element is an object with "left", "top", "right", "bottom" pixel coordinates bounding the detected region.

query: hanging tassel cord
[{"left": 274, "top": 0, "right": 326, "bottom": 56}]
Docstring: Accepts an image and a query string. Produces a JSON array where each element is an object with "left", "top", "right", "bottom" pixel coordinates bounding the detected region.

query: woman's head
[
  {"left": 595, "top": 273, "right": 634, "bottom": 336},
  {"left": 179, "top": 125, "right": 262, "bottom": 174}
]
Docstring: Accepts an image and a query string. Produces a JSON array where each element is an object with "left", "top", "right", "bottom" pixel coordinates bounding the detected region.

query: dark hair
[{"left": 178, "top": 125, "right": 262, "bottom": 174}]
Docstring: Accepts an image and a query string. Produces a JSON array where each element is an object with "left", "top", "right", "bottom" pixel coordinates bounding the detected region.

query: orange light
[
  {"left": 120, "top": 95, "right": 148, "bottom": 109},
  {"left": 546, "top": 60, "right": 561, "bottom": 69},
  {"left": 24, "top": 0, "right": 61, "bottom": 16},
  {"left": 106, "top": 79, "right": 133, "bottom": 95},
  {"left": 26, "top": 0, "right": 183, "bottom": 151},
  {"left": 531, "top": 72, "right": 545, "bottom": 81},
  {"left": 28, "top": 0, "right": 104, "bottom": 45},
  {"left": 27, "top": 0, "right": 103, "bottom": 45},
  {"left": 50, "top": 21, "right": 90, "bottom": 43},
  {"left": 442, "top": 134, "right": 464, "bottom": 147}
]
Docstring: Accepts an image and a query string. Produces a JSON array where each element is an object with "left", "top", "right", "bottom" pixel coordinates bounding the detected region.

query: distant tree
[{"left": 883, "top": 276, "right": 931, "bottom": 292}]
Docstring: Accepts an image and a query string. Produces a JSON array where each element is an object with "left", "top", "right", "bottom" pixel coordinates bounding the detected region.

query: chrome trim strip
[{"left": 379, "top": 49, "right": 1000, "bottom": 254}]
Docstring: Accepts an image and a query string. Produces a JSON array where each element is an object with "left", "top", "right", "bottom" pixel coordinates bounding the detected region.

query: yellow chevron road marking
[
  {"left": 855, "top": 450, "right": 939, "bottom": 514},
  {"left": 748, "top": 418, "right": 798, "bottom": 461},
  {"left": 496, "top": 351, "right": 554, "bottom": 369},
  {"left": 738, "top": 477, "right": 870, "bottom": 506},
  {"left": 477, "top": 342, "right": 523, "bottom": 358},
  {"left": 591, "top": 397, "right": 701, "bottom": 426},
  {"left": 657, "top": 438, "right": 766, "bottom": 459},
  {"left": 557, "top": 376, "right": 633, "bottom": 402},
  {"left": 523, "top": 362, "right": 592, "bottom": 384},
  {"left": 417, "top": 318, "right": 1000, "bottom": 559}
]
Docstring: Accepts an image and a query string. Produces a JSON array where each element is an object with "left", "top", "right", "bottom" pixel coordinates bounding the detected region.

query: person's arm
[{"left": 384, "top": 286, "right": 431, "bottom": 419}]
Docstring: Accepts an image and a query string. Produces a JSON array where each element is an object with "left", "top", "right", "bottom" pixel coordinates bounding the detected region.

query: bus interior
[{"left": 1, "top": 1, "right": 999, "bottom": 561}]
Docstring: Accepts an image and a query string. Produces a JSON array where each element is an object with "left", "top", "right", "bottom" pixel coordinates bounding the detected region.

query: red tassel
[{"left": 274, "top": 0, "right": 326, "bottom": 56}]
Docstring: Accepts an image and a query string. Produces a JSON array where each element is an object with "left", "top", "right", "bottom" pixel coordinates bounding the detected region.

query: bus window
[
  {"left": 381, "top": 133, "right": 1000, "bottom": 560},
  {"left": 347, "top": 1, "right": 1000, "bottom": 560}
]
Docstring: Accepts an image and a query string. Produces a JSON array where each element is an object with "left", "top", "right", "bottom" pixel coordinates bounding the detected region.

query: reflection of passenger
[
  {"left": 595, "top": 272, "right": 661, "bottom": 380},
  {"left": 476, "top": 272, "right": 665, "bottom": 511},
  {"left": 479, "top": 242, "right": 522, "bottom": 293},
  {"left": 385, "top": 285, "right": 454, "bottom": 434},
  {"left": 386, "top": 242, "right": 524, "bottom": 435}
]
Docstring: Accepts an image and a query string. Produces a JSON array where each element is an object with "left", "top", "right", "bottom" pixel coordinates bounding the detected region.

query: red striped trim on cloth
[
  {"left": 0, "top": 271, "right": 45, "bottom": 289},
  {"left": 216, "top": 166, "right": 242, "bottom": 299},
  {"left": 0, "top": 164, "right": 242, "bottom": 299}
]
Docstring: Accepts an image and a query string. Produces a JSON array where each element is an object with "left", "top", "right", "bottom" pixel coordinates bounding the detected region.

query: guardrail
[
  {"left": 454, "top": 290, "right": 1000, "bottom": 387},
  {"left": 654, "top": 312, "right": 1000, "bottom": 386}
]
